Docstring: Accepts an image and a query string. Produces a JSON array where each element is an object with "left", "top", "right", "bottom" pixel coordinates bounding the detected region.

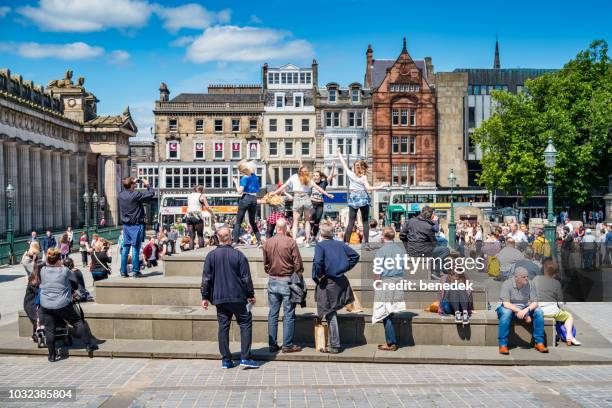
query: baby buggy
[{"left": 34, "top": 303, "right": 83, "bottom": 349}]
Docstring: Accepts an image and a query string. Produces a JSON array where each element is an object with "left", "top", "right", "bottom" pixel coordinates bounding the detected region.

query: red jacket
[{"left": 143, "top": 242, "right": 160, "bottom": 260}]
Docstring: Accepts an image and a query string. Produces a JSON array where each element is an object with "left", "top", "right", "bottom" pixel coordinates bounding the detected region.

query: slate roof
[
  {"left": 86, "top": 115, "right": 125, "bottom": 126},
  {"left": 170, "top": 93, "right": 262, "bottom": 103},
  {"left": 371, "top": 59, "right": 427, "bottom": 89}
]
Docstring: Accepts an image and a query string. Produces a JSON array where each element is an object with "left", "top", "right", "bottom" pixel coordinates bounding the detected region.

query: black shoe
[
  {"left": 48, "top": 351, "right": 59, "bottom": 362},
  {"left": 86, "top": 343, "right": 98, "bottom": 357},
  {"left": 269, "top": 344, "right": 281, "bottom": 353},
  {"left": 133, "top": 273, "right": 143, "bottom": 278},
  {"left": 120, "top": 273, "right": 129, "bottom": 278}
]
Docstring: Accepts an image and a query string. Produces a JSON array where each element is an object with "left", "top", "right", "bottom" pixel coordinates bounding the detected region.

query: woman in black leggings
[
  {"left": 231, "top": 160, "right": 262, "bottom": 246},
  {"left": 310, "top": 163, "right": 336, "bottom": 239}
]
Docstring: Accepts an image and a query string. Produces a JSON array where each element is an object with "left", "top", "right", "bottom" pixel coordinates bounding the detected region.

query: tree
[{"left": 472, "top": 40, "right": 612, "bottom": 208}]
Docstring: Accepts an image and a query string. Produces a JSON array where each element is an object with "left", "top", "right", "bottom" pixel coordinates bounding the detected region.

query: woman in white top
[
  {"left": 186, "top": 185, "right": 211, "bottom": 250},
  {"left": 275, "top": 165, "right": 333, "bottom": 245},
  {"left": 337, "top": 148, "right": 384, "bottom": 245}
]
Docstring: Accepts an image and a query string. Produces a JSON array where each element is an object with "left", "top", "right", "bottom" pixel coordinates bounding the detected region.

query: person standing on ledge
[
  {"left": 118, "top": 177, "right": 154, "bottom": 278},
  {"left": 201, "top": 226, "right": 259, "bottom": 369},
  {"left": 232, "top": 160, "right": 262, "bottom": 248}
]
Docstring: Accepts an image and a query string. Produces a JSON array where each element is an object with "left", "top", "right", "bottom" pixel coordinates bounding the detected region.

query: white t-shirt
[
  {"left": 346, "top": 170, "right": 367, "bottom": 192},
  {"left": 288, "top": 174, "right": 312, "bottom": 194},
  {"left": 187, "top": 192, "right": 204, "bottom": 212},
  {"left": 511, "top": 230, "right": 528, "bottom": 242}
]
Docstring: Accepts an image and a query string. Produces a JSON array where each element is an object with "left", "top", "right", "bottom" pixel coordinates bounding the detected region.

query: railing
[
  {"left": 0, "top": 226, "right": 122, "bottom": 266},
  {"left": 155, "top": 102, "right": 263, "bottom": 111}
]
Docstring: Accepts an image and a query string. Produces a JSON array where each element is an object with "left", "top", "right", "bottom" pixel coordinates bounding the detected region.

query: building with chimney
[
  {"left": 0, "top": 69, "right": 136, "bottom": 236},
  {"left": 261, "top": 62, "right": 317, "bottom": 187}
]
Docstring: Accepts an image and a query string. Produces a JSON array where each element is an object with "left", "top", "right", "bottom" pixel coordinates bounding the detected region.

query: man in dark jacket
[
  {"left": 41, "top": 231, "right": 57, "bottom": 261},
  {"left": 118, "top": 177, "right": 154, "bottom": 278},
  {"left": 262, "top": 218, "right": 303, "bottom": 354},
  {"left": 201, "top": 226, "right": 259, "bottom": 369}
]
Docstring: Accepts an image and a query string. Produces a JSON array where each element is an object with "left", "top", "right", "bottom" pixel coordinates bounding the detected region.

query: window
[
  {"left": 400, "top": 109, "right": 408, "bottom": 125},
  {"left": 305, "top": 72, "right": 311, "bottom": 84},
  {"left": 328, "top": 89, "right": 337, "bottom": 103},
  {"left": 345, "top": 139, "right": 353, "bottom": 155},
  {"left": 301, "top": 141, "right": 310, "bottom": 156},
  {"left": 294, "top": 93, "right": 303, "bottom": 108},
  {"left": 268, "top": 72, "right": 274, "bottom": 85},
  {"left": 231, "top": 142, "right": 241, "bottom": 159},
  {"left": 400, "top": 137, "right": 408, "bottom": 153},
  {"left": 249, "top": 119, "right": 257, "bottom": 131},
  {"left": 285, "top": 119, "right": 293, "bottom": 132},
  {"left": 214, "top": 142, "right": 224, "bottom": 159},
  {"left": 273, "top": 73, "right": 279, "bottom": 84},
  {"left": 275, "top": 93, "right": 284, "bottom": 108},
  {"left": 214, "top": 119, "right": 223, "bottom": 132},
  {"left": 410, "top": 163, "right": 417, "bottom": 186},
  {"left": 269, "top": 118, "right": 277, "bottom": 132},
  {"left": 195, "top": 119, "right": 204, "bottom": 132},
  {"left": 337, "top": 166, "right": 345, "bottom": 187},
  {"left": 287, "top": 72, "right": 293, "bottom": 84},
  {"left": 400, "top": 164, "right": 408, "bottom": 185},
  {"left": 392, "top": 109, "right": 399, "bottom": 125},
  {"left": 337, "top": 138, "right": 344, "bottom": 154},
  {"left": 468, "top": 107, "right": 475, "bottom": 129},
  {"left": 409, "top": 136, "right": 416, "bottom": 154},
  {"left": 169, "top": 119, "right": 177, "bottom": 132},
  {"left": 300, "top": 72, "right": 306, "bottom": 84},
  {"left": 285, "top": 141, "right": 293, "bottom": 156},
  {"left": 167, "top": 141, "right": 179, "bottom": 160},
  {"left": 281, "top": 73, "right": 287, "bottom": 84},
  {"left": 357, "top": 139, "right": 362, "bottom": 156},
  {"left": 349, "top": 112, "right": 363, "bottom": 127},
  {"left": 269, "top": 141, "right": 278, "bottom": 156},
  {"left": 301, "top": 118, "right": 309, "bottom": 131},
  {"left": 410, "top": 109, "right": 416, "bottom": 126},
  {"left": 194, "top": 141, "right": 204, "bottom": 160},
  {"left": 351, "top": 88, "right": 360, "bottom": 103},
  {"left": 325, "top": 111, "right": 332, "bottom": 127},
  {"left": 282, "top": 167, "right": 299, "bottom": 182},
  {"left": 327, "top": 139, "right": 333, "bottom": 155},
  {"left": 231, "top": 118, "right": 240, "bottom": 132},
  {"left": 392, "top": 136, "right": 399, "bottom": 154},
  {"left": 332, "top": 112, "right": 340, "bottom": 127},
  {"left": 392, "top": 165, "right": 399, "bottom": 185},
  {"left": 248, "top": 141, "right": 259, "bottom": 159}
]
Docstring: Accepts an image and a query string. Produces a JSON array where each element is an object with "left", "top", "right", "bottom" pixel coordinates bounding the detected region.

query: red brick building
[{"left": 367, "top": 39, "right": 436, "bottom": 186}]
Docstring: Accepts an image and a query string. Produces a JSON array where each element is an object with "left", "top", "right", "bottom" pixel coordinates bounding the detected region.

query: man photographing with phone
[{"left": 118, "top": 176, "right": 154, "bottom": 278}]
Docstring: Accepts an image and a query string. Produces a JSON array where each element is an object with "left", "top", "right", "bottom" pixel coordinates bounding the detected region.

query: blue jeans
[
  {"left": 383, "top": 314, "right": 397, "bottom": 345},
  {"left": 267, "top": 278, "right": 296, "bottom": 348},
  {"left": 496, "top": 305, "right": 545, "bottom": 347},
  {"left": 121, "top": 224, "right": 144, "bottom": 275}
]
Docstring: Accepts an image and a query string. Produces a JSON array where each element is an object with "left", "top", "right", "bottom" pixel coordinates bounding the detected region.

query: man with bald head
[
  {"left": 263, "top": 218, "right": 304, "bottom": 353},
  {"left": 201, "top": 226, "right": 258, "bottom": 369},
  {"left": 496, "top": 266, "right": 548, "bottom": 355}
]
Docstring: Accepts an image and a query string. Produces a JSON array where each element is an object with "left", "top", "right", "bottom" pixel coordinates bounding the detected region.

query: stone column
[
  {"left": 118, "top": 157, "right": 129, "bottom": 183},
  {"left": 4, "top": 141, "right": 19, "bottom": 234},
  {"left": 103, "top": 156, "right": 118, "bottom": 226},
  {"left": 18, "top": 144, "right": 32, "bottom": 234},
  {"left": 30, "top": 146, "right": 43, "bottom": 232},
  {"left": 52, "top": 151, "right": 62, "bottom": 229},
  {"left": 40, "top": 150, "right": 53, "bottom": 230},
  {"left": 62, "top": 152, "right": 72, "bottom": 228},
  {"left": 79, "top": 154, "right": 89, "bottom": 225},
  {"left": 0, "top": 139, "right": 5, "bottom": 235}
]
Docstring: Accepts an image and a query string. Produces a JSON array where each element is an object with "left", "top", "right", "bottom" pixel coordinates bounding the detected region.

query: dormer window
[
  {"left": 275, "top": 93, "right": 285, "bottom": 108},
  {"left": 294, "top": 93, "right": 303, "bottom": 108},
  {"left": 351, "top": 88, "right": 360, "bottom": 103},
  {"left": 328, "top": 89, "right": 337, "bottom": 103}
]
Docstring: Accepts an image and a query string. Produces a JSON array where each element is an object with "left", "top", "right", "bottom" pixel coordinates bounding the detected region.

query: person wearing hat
[{"left": 435, "top": 250, "right": 474, "bottom": 325}]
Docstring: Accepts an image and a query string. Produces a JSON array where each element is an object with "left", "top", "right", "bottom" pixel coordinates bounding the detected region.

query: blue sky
[{"left": 1, "top": 0, "right": 610, "bottom": 137}]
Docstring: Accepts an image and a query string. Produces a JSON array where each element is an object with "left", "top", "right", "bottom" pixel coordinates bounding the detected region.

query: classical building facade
[
  {"left": 368, "top": 40, "right": 436, "bottom": 187},
  {"left": 262, "top": 62, "right": 317, "bottom": 187},
  {"left": 149, "top": 84, "right": 265, "bottom": 195},
  {"left": 315, "top": 82, "right": 372, "bottom": 188},
  {"left": 0, "top": 69, "right": 136, "bottom": 236}
]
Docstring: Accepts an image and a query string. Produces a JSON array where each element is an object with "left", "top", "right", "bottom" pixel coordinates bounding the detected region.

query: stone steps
[
  {"left": 18, "top": 304, "right": 554, "bottom": 348},
  {"left": 94, "top": 276, "right": 489, "bottom": 309}
]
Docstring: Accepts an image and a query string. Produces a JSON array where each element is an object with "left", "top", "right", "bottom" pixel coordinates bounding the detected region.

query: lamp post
[
  {"left": 92, "top": 191, "right": 99, "bottom": 232},
  {"left": 448, "top": 169, "right": 457, "bottom": 249},
  {"left": 543, "top": 137, "right": 558, "bottom": 256},
  {"left": 385, "top": 186, "right": 391, "bottom": 226},
  {"left": 83, "top": 192, "right": 90, "bottom": 236},
  {"left": 5, "top": 181, "right": 16, "bottom": 264}
]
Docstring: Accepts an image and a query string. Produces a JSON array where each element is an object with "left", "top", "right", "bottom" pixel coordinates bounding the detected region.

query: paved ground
[{"left": 2, "top": 356, "right": 612, "bottom": 407}]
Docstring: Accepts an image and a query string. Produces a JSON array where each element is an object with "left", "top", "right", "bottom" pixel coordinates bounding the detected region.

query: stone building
[
  {"left": 261, "top": 62, "right": 317, "bottom": 187},
  {"left": 128, "top": 135, "right": 155, "bottom": 178},
  {"left": 367, "top": 40, "right": 436, "bottom": 187},
  {"left": 315, "top": 81, "right": 372, "bottom": 187},
  {"left": 148, "top": 83, "right": 265, "bottom": 195},
  {"left": 0, "top": 69, "right": 136, "bottom": 236}
]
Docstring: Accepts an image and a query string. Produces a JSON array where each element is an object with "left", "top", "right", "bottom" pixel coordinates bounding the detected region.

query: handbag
[
  {"left": 91, "top": 251, "right": 111, "bottom": 279},
  {"left": 314, "top": 319, "right": 329, "bottom": 352}
]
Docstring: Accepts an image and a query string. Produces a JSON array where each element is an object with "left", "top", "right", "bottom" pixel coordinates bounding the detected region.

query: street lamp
[
  {"left": 83, "top": 192, "right": 90, "bottom": 236},
  {"left": 385, "top": 186, "right": 391, "bottom": 226},
  {"left": 91, "top": 191, "right": 99, "bottom": 232},
  {"left": 448, "top": 169, "right": 457, "bottom": 249},
  {"left": 543, "top": 137, "right": 558, "bottom": 256},
  {"left": 5, "top": 181, "right": 15, "bottom": 264}
]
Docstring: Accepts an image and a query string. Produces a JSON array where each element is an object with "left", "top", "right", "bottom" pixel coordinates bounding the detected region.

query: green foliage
[{"left": 472, "top": 40, "right": 612, "bottom": 206}]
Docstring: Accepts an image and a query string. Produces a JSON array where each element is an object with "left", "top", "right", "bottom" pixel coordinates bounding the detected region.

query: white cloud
[
  {"left": 153, "top": 3, "right": 231, "bottom": 33},
  {"left": 170, "top": 36, "right": 195, "bottom": 47},
  {"left": 14, "top": 41, "right": 104, "bottom": 59},
  {"left": 0, "top": 6, "right": 10, "bottom": 17},
  {"left": 109, "top": 50, "right": 131, "bottom": 65},
  {"left": 17, "top": 0, "right": 152, "bottom": 32},
  {"left": 186, "top": 25, "right": 314, "bottom": 63},
  {"left": 249, "top": 14, "right": 262, "bottom": 24}
]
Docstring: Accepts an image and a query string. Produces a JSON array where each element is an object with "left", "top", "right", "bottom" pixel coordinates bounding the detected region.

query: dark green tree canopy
[{"left": 472, "top": 40, "right": 612, "bottom": 207}]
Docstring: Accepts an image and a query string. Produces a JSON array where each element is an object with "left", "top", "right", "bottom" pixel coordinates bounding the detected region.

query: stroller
[{"left": 35, "top": 303, "right": 83, "bottom": 349}]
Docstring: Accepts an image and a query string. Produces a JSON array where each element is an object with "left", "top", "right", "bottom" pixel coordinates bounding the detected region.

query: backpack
[
  {"left": 488, "top": 256, "right": 501, "bottom": 278},
  {"left": 555, "top": 321, "right": 576, "bottom": 342},
  {"left": 533, "top": 238, "right": 551, "bottom": 258}
]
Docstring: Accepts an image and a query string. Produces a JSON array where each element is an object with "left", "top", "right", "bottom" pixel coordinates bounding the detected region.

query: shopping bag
[{"left": 314, "top": 320, "right": 329, "bottom": 352}]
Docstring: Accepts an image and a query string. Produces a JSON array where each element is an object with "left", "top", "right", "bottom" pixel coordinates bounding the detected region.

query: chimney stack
[{"left": 365, "top": 44, "right": 373, "bottom": 88}]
